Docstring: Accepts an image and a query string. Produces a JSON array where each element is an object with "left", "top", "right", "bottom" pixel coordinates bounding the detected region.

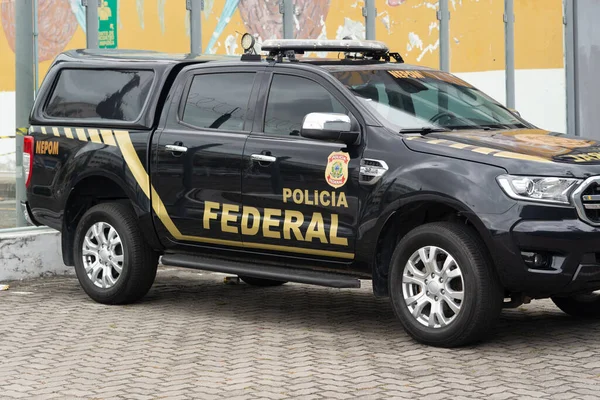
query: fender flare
[
  {"left": 376, "top": 192, "right": 495, "bottom": 251},
  {"left": 60, "top": 172, "right": 162, "bottom": 266},
  {"left": 370, "top": 193, "right": 499, "bottom": 296}
]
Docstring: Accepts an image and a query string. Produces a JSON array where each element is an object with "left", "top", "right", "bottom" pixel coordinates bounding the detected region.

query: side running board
[{"left": 160, "top": 254, "right": 361, "bottom": 289}]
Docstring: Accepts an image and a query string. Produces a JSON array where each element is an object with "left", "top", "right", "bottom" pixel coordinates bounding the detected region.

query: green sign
[{"left": 98, "top": 0, "right": 118, "bottom": 49}]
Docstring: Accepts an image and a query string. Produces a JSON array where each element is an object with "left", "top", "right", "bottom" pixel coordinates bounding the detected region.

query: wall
[
  {"left": 0, "top": 0, "right": 566, "bottom": 138},
  {"left": 0, "top": 228, "right": 71, "bottom": 281}
]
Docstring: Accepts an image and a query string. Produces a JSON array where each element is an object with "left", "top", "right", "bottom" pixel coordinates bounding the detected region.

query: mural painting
[
  {"left": 0, "top": 0, "right": 568, "bottom": 134},
  {"left": 1, "top": 0, "right": 79, "bottom": 62}
]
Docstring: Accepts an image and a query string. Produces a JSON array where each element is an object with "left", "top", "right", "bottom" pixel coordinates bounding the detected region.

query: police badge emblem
[{"left": 325, "top": 151, "right": 350, "bottom": 189}]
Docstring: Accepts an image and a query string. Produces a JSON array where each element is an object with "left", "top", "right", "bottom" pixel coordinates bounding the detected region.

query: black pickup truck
[{"left": 23, "top": 38, "right": 600, "bottom": 347}]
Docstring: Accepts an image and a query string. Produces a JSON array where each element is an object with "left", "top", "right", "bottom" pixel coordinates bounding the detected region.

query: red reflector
[{"left": 23, "top": 136, "right": 34, "bottom": 188}]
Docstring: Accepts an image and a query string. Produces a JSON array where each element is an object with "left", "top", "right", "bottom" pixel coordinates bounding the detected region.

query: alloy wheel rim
[
  {"left": 82, "top": 222, "right": 124, "bottom": 289},
  {"left": 402, "top": 246, "right": 464, "bottom": 328}
]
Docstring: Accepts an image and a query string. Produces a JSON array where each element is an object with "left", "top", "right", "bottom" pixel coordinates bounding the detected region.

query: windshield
[{"left": 331, "top": 68, "right": 529, "bottom": 131}]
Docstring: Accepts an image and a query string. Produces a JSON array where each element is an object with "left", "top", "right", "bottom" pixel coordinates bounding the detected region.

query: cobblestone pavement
[{"left": 2, "top": 267, "right": 600, "bottom": 400}]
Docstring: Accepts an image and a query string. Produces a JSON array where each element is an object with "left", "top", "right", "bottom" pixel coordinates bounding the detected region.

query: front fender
[{"left": 355, "top": 151, "right": 515, "bottom": 274}]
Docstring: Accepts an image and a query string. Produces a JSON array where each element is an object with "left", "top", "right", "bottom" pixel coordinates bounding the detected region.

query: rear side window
[
  {"left": 45, "top": 69, "right": 154, "bottom": 121},
  {"left": 182, "top": 72, "right": 255, "bottom": 131}
]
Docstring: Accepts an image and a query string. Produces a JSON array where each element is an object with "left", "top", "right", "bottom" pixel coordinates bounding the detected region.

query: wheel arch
[
  {"left": 61, "top": 173, "right": 161, "bottom": 266},
  {"left": 371, "top": 194, "right": 498, "bottom": 297}
]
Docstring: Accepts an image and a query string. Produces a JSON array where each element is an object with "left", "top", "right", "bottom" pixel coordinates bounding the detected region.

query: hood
[{"left": 403, "top": 128, "right": 600, "bottom": 177}]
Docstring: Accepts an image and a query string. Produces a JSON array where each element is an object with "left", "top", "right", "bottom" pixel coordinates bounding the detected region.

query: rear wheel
[
  {"left": 552, "top": 292, "right": 600, "bottom": 318},
  {"left": 73, "top": 203, "right": 158, "bottom": 304},
  {"left": 389, "top": 222, "right": 503, "bottom": 347},
  {"left": 239, "top": 276, "right": 287, "bottom": 287}
]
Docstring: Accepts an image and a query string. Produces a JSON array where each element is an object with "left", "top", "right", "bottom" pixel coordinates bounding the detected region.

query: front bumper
[{"left": 486, "top": 203, "right": 600, "bottom": 297}]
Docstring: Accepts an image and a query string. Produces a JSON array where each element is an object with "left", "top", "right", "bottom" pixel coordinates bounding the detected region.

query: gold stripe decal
[
  {"left": 75, "top": 128, "right": 87, "bottom": 142},
  {"left": 408, "top": 135, "right": 552, "bottom": 163},
  {"left": 100, "top": 129, "right": 117, "bottom": 146},
  {"left": 493, "top": 151, "right": 551, "bottom": 163},
  {"left": 87, "top": 128, "right": 102, "bottom": 144},
  {"left": 34, "top": 126, "right": 118, "bottom": 146},
  {"left": 427, "top": 139, "right": 448, "bottom": 145},
  {"left": 471, "top": 147, "right": 498, "bottom": 155},
  {"left": 114, "top": 130, "right": 354, "bottom": 260},
  {"left": 113, "top": 130, "right": 151, "bottom": 198},
  {"left": 449, "top": 143, "right": 472, "bottom": 149}
]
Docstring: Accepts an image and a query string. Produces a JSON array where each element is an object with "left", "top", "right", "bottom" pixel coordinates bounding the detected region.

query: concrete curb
[
  {"left": 0, "top": 182, "right": 15, "bottom": 199},
  {"left": 0, "top": 227, "right": 73, "bottom": 282},
  {"left": 0, "top": 172, "right": 15, "bottom": 199}
]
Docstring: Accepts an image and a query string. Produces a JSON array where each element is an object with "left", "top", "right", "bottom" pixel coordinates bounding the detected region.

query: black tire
[
  {"left": 552, "top": 293, "right": 600, "bottom": 318},
  {"left": 388, "top": 222, "right": 503, "bottom": 347},
  {"left": 73, "top": 203, "right": 158, "bottom": 305},
  {"left": 239, "top": 276, "right": 287, "bottom": 287}
]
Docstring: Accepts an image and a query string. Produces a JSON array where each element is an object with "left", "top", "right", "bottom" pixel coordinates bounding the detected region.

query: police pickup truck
[{"left": 23, "top": 37, "right": 600, "bottom": 347}]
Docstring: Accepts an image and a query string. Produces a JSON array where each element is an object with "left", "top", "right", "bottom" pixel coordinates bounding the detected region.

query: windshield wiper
[
  {"left": 449, "top": 125, "right": 493, "bottom": 131},
  {"left": 399, "top": 127, "right": 451, "bottom": 136}
]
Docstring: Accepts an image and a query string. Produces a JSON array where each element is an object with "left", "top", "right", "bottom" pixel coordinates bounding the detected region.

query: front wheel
[
  {"left": 389, "top": 222, "right": 503, "bottom": 347},
  {"left": 73, "top": 203, "right": 158, "bottom": 305},
  {"left": 552, "top": 293, "right": 600, "bottom": 318}
]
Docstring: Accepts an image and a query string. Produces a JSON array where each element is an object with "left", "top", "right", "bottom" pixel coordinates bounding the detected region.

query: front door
[
  {"left": 241, "top": 71, "right": 362, "bottom": 262},
  {"left": 151, "top": 66, "right": 262, "bottom": 252}
]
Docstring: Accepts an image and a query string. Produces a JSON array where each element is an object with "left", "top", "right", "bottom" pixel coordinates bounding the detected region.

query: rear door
[
  {"left": 241, "top": 68, "right": 364, "bottom": 263},
  {"left": 151, "top": 65, "right": 264, "bottom": 252}
]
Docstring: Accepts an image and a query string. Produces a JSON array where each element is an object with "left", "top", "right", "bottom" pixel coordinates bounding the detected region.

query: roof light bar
[{"left": 261, "top": 39, "right": 389, "bottom": 54}]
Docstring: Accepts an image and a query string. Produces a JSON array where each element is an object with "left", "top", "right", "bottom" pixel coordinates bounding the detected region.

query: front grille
[
  {"left": 582, "top": 183, "right": 600, "bottom": 222},
  {"left": 572, "top": 177, "right": 600, "bottom": 226}
]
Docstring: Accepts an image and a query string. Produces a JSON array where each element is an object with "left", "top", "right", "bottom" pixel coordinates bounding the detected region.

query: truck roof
[
  {"left": 54, "top": 49, "right": 433, "bottom": 72},
  {"left": 55, "top": 49, "right": 234, "bottom": 64}
]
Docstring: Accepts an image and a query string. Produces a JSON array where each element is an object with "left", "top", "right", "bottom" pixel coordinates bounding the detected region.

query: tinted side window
[
  {"left": 45, "top": 69, "right": 154, "bottom": 121},
  {"left": 182, "top": 72, "right": 255, "bottom": 131},
  {"left": 264, "top": 74, "right": 347, "bottom": 136}
]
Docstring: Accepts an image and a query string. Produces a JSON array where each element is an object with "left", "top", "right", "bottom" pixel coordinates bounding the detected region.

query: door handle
[
  {"left": 251, "top": 154, "right": 276, "bottom": 163},
  {"left": 165, "top": 144, "right": 188, "bottom": 153}
]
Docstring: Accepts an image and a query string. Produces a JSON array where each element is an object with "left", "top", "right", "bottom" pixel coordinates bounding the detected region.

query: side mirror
[{"left": 301, "top": 113, "right": 360, "bottom": 145}]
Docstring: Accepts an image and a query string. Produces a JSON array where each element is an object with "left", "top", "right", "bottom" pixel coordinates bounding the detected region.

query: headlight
[{"left": 496, "top": 175, "right": 582, "bottom": 205}]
